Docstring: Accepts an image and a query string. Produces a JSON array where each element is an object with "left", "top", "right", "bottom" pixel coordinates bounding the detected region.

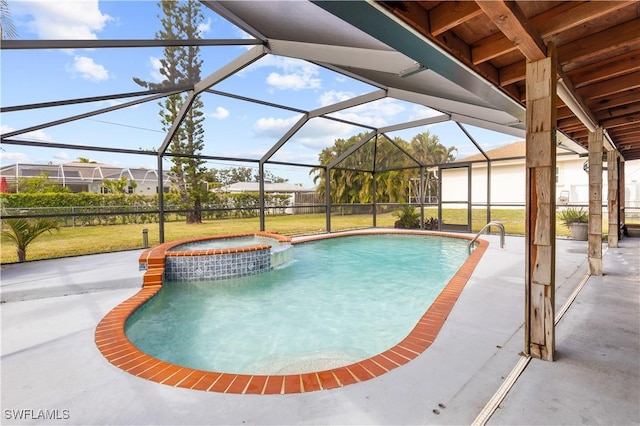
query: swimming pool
[
  {"left": 126, "top": 234, "right": 469, "bottom": 375},
  {"left": 95, "top": 230, "right": 488, "bottom": 394}
]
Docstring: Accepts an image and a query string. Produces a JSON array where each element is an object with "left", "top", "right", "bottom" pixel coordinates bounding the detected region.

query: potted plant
[{"left": 558, "top": 207, "right": 588, "bottom": 240}]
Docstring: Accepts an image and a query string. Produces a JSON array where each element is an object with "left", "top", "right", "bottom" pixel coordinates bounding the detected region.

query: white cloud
[
  {"left": 266, "top": 71, "right": 321, "bottom": 91},
  {"left": 317, "top": 91, "right": 408, "bottom": 128},
  {"left": 409, "top": 104, "right": 443, "bottom": 120},
  {"left": 53, "top": 152, "right": 71, "bottom": 161},
  {"left": 318, "top": 90, "right": 354, "bottom": 107},
  {"left": 198, "top": 17, "right": 212, "bottom": 36},
  {"left": 252, "top": 114, "right": 356, "bottom": 151},
  {"left": 1, "top": 125, "right": 54, "bottom": 142},
  {"left": 67, "top": 56, "right": 110, "bottom": 82},
  {"left": 210, "top": 107, "right": 230, "bottom": 120},
  {"left": 244, "top": 56, "right": 322, "bottom": 91},
  {"left": 0, "top": 151, "right": 29, "bottom": 164},
  {"left": 253, "top": 115, "right": 303, "bottom": 138},
  {"left": 0, "top": 125, "right": 57, "bottom": 165},
  {"left": 291, "top": 118, "right": 357, "bottom": 150},
  {"left": 320, "top": 97, "right": 406, "bottom": 129},
  {"left": 14, "top": 0, "right": 111, "bottom": 39},
  {"left": 149, "top": 57, "right": 164, "bottom": 83}
]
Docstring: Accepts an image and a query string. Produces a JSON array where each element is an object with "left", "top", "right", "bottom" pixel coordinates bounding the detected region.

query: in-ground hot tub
[{"left": 138, "top": 231, "right": 292, "bottom": 283}]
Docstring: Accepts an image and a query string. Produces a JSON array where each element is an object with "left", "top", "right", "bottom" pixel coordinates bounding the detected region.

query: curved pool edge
[{"left": 95, "top": 229, "right": 488, "bottom": 394}]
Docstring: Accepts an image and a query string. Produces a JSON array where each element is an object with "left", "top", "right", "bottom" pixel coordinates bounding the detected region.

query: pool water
[{"left": 125, "top": 234, "right": 470, "bottom": 375}]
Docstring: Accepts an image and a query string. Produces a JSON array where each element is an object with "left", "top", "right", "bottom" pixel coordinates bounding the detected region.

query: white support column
[{"left": 588, "top": 128, "right": 603, "bottom": 275}]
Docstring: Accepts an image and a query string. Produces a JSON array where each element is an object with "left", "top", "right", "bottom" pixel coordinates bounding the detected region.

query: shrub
[{"left": 392, "top": 205, "right": 420, "bottom": 228}]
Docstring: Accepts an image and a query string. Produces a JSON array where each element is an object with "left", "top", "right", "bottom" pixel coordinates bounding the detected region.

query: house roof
[
  {"left": 458, "top": 141, "right": 574, "bottom": 162},
  {"left": 220, "top": 182, "right": 313, "bottom": 193},
  {"left": 0, "top": 162, "right": 170, "bottom": 183}
]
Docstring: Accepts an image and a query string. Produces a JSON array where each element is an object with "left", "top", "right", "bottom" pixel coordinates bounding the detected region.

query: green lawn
[{"left": 0, "top": 208, "right": 609, "bottom": 264}]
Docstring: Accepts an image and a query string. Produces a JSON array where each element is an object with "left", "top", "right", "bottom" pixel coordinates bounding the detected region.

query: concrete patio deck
[{"left": 1, "top": 233, "right": 638, "bottom": 425}]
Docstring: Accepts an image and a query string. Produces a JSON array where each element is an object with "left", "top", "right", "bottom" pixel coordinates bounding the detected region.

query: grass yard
[{"left": 0, "top": 208, "right": 609, "bottom": 264}]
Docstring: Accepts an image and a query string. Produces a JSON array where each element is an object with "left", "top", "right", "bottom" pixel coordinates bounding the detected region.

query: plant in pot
[
  {"left": 558, "top": 207, "right": 588, "bottom": 240},
  {"left": 393, "top": 205, "right": 421, "bottom": 229}
]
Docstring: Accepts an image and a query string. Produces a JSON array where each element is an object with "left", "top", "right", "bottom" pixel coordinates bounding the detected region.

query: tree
[
  {"left": 134, "top": 0, "right": 207, "bottom": 224},
  {"left": 409, "top": 131, "right": 457, "bottom": 202},
  {"left": 1, "top": 218, "right": 59, "bottom": 262},
  {"left": 0, "top": 0, "right": 17, "bottom": 40},
  {"left": 76, "top": 157, "right": 97, "bottom": 163},
  {"left": 205, "top": 167, "right": 289, "bottom": 188},
  {"left": 17, "top": 172, "right": 70, "bottom": 193},
  {"left": 311, "top": 131, "right": 456, "bottom": 204},
  {"left": 203, "top": 167, "right": 251, "bottom": 191},
  {"left": 259, "top": 170, "right": 289, "bottom": 184},
  {"left": 101, "top": 176, "right": 137, "bottom": 194}
]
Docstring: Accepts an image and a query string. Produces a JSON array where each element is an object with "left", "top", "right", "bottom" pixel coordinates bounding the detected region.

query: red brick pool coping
[{"left": 95, "top": 229, "right": 488, "bottom": 394}]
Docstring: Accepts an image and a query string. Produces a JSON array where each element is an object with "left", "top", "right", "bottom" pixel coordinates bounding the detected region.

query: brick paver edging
[{"left": 95, "top": 230, "right": 488, "bottom": 394}]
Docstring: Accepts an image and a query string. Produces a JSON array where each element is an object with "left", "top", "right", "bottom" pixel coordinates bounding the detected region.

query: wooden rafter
[{"left": 475, "top": 0, "right": 546, "bottom": 62}]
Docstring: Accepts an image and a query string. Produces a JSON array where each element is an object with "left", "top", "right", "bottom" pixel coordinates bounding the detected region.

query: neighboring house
[
  {"left": 446, "top": 141, "right": 640, "bottom": 208},
  {"left": 218, "top": 181, "right": 316, "bottom": 214},
  {"left": 0, "top": 162, "right": 172, "bottom": 195}
]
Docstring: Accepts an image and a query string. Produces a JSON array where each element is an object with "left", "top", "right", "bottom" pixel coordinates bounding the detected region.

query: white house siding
[
  {"left": 442, "top": 157, "right": 640, "bottom": 212},
  {"left": 440, "top": 167, "right": 470, "bottom": 204}
]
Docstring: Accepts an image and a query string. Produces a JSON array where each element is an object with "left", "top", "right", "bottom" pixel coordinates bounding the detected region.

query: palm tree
[
  {"left": 1, "top": 218, "right": 60, "bottom": 262},
  {"left": 409, "top": 131, "right": 457, "bottom": 202}
]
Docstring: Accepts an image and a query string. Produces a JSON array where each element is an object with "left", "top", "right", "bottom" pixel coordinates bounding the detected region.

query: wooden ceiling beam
[
  {"left": 500, "top": 61, "right": 526, "bottom": 86},
  {"left": 567, "top": 50, "right": 640, "bottom": 89},
  {"left": 613, "top": 134, "right": 640, "bottom": 146},
  {"left": 475, "top": 0, "right": 546, "bottom": 62},
  {"left": 471, "top": 2, "right": 630, "bottom": 65},
  {"left": 557, "top": 105, "right": 574, "bottom": 121},
  {"left": 600, "top": 113, "right": 640, "bottom": 129},
  {"left": 536, "top": 1, "right": 634, "bottom": 42},
  {"left": 567, "top": 129, "right": 589, "bottom": 140},
  {"left": 579, "top": 71, "right": 640, "bottom": 100},
  {"left": 430, "top": 1, "right": 484, "bottom": 36},
  {"left": 597, "top": 101, "right": 640, "bottom": 120},
  {"left": 471, "top": 32, "right": 515, "bottom": 65},
  {"left": 618, "top": 147, "right": 640, "bottom": 157},
  {"left": 558, "top": 116, "right": 586, "bottom": 130},
  {"left": 558, "top": 19, "right": 640, "bottom": 67},
  {"left": 589, "top": 90, "right": 640, "bottom": 112},
  {"left": 378, "top": 2, "right": 431, "bottom": 35},
  {"left": 608, "top": 127, "right": 640, "bottom": 138}
]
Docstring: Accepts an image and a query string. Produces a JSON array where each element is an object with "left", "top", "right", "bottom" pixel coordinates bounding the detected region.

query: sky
[{"left": 0, "top": 0, "right": 525, "bottom": 187}]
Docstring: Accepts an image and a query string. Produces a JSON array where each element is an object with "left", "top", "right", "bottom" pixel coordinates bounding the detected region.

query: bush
[{"left": 392, "top": 205, "right": 420, "bottom": 228}]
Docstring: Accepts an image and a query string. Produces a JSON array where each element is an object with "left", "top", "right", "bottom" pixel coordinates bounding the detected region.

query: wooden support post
[
  {"left": 525, "top": 44, "right": 556, "bottom": 362},
  {"left": 620, "top": 160, "right": 626, "bottom": 228},
  {"left": 588, "top": 128, "right": 603, "bottom": 275},
  {"left": 608, "top": 151, "right": 619, "bottom": 248}
]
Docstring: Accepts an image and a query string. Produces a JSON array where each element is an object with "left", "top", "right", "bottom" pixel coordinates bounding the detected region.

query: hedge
[{"left": 0, "top": 192, "right": 292, "bottom": 226}]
